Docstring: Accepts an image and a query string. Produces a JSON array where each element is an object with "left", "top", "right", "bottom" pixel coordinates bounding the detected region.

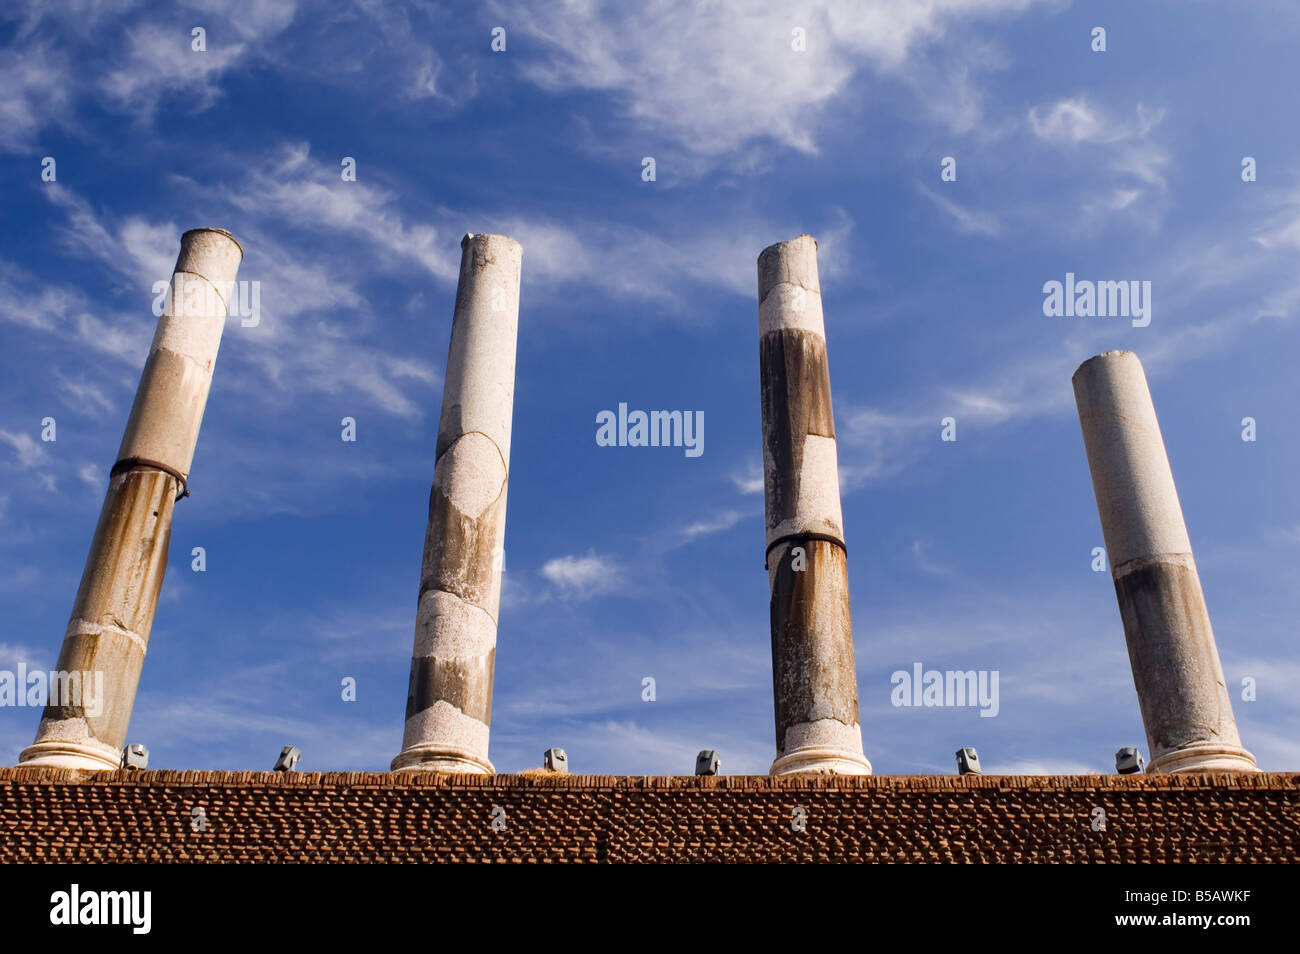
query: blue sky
[{"left": 1, "top": 0, "right": 1298, "bottom": 775}]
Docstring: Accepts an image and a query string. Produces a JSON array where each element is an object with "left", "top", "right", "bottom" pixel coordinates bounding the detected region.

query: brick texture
[{"left": 1, "top": 769, "right": 1296, "bottom": 863}]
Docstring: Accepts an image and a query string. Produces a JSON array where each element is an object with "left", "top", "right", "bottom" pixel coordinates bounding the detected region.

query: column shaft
[
  {"left": 20, "top": 228, "right": 243, "bottom": 770},
  {"left": 758, "top": 234, "right": 870, "bottom": 776},
  {"left": 1073, "top": 350, "right": 1255, "bottom": 774},
  {"left": 392, "top": 233, "right": 521, "bottom": 774}
]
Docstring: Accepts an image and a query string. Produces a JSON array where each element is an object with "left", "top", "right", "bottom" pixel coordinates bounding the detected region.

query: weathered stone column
[
  {"left": 758, "top": 234, "right": 870, "bottom": 776},
  {"left": 1073, "top": 350, "right": 1256, "bottom": 774},
  {"left": 392, "top": 233, "right": 521, "bottom": 774},
  {"left": 20, "top": 228, "right": 243, "bottom": 770}
]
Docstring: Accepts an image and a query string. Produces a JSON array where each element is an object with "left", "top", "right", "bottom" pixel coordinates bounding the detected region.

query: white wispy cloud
[
  {"left": 126, "top": 659, "right": 400, "bottom": 771},
  {"left": 867, "top": 179, "right": 1300, "bottom": 456},
  {"left": 54, "top": 373, "right": 115, "bottom": 416},
  {"left": 502, "top": 207, "right": 856, "bottom": 306},
  {"left": 0, "top": 255, "right": 153, "bottom": 384},
  {"left": 496, "top": 0, "right": 1044, "bottom": 171},
  {"left": 1027, "top": 97, "right": 1110, "bottom": 145},
  {"left": 837, "top": 406, "right": 933, "bottom": 490},
  {"left": 224, "top": 240, "right": 439, "bottom": 419},
  {"left": 0, "top": 641, "right": 51, "bottom": 670},
  {"left": 946, "top": 388, "right": 1018, "bottom": 424},
  {"left": 915, "top": 181, "right": 1002, "bottom": 236},
  {"left": 834, "top": 344, "right": 1092, "bottom": 493},
  {"left": 0, "top": 41, "right": 72, "bottom": 152},
  {"left": 2, "top": 0, "right": 477, "bottom": 142},
  {"left": 44, "top": 184, "right": 177, "bottom": 291},
  {"left": 187, "top": 0, "right": 300, "bottom": 42},
  {"left": 540, "top": 551, "right": 623, "bottom": 599},
  {"left": 910, "top": 538, "right": 953, "bottom": 576},
  {"left": 1027, "top": 97, "right": 1170, "bottom": 232},
  {"left": 729, "top": 462, "right": 764, "bottom": 495},
  {"left": 223, "top": 142, "right": 461, "bottom": 283},
  {"left": 227, "top": 142, "right": 856, "bottom": 319},
  {"left": 40, "top": 178, "right": 441, "bottom": 421},
  {"left": 99, "top": 22, "right": 247, "bottom": 118},
  {"left": 1251, "top": 186, "right": 1300, "bottom": 252},
  {"left": 75, "top": 462, "right": 99, "bottom": 491},
  {"left": 0, "top": 429, "right": 55, "bottom": 491},
  {"left": 0, "top": 429, "right": 49, "bottom": 470},
  {"left": 677, "top": 510, "right": 746, "bottom": 541},
  {"left": 1222, "top": 657, "right": 1300, "bottom": 711}
]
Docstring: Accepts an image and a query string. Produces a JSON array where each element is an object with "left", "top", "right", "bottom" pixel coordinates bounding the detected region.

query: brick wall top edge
[{"left": 0, "top": 768, "right": 1296, "bottom": 791}]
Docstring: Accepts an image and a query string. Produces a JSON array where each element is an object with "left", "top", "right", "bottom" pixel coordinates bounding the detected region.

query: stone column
[
  {"left": 1073, "top": 350, "right": 1256, "bottom": 774},
  {"left": 20, "top": 228, "right": 243, "bottom": 770},
  {"left": 758, "top": 234, "right": 870, "bottom": 776},
  {"left": 392, "top": 233, "right": 521, "bottom": 774}
]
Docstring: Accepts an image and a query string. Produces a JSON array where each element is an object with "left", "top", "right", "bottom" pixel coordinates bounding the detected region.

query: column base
[
  {"left": 1147, "top": 741, "right": 1257, "bottom": 775},
  {"left": 770, "top": 746, "right": 872, "bottom": 777},
  {"left": 18, "top": 739, "right": 121, "bottom": 771},
  {"left": 391, "top": 743, "right": 494, "bottom": 775}
]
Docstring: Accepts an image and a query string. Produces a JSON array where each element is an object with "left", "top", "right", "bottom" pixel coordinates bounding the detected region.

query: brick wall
[{"left": 1, "top": 769, "right": 1295, "bottom": 863}]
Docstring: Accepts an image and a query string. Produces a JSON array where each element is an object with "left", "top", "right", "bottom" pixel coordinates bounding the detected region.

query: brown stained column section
[
  {"left": 758, "top": 234, "right": 871, "bottom": 776},
  {"left": 392, "top": 233, "right": 521, "bottom": 774},
  {"left": 20, "top": 229, "right": 243, "bottom": 770},
  {"left": 1073, "top": 350, "right": 1256, "bottom": 774}
]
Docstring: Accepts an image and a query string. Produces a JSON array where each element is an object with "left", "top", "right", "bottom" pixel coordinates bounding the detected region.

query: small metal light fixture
[
  {"left": 955, "top": 747, "right": 981, "bottom": 776},
  {"left": 274, "top": 745, "right": 301, "bottom": 772},
  {"left": 543, "top": 748, "right": 568, "bottom": 773},
  {"left": 120, "top": 743, "right": 148, "bottom": 770},
  {"left": 1115, "top": 746, "right": 1145, "bottom": 774},
  {"left": 695, "top": 750, "right": 721, "bottom": 776}
]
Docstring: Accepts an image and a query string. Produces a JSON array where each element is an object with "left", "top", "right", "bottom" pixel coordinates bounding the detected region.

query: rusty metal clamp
[
  {"left": 763, "top": 531, "right": 846, "bottom": 570},
  {"left": 109, "top": 457, "right": 190, "bottom": 502}
]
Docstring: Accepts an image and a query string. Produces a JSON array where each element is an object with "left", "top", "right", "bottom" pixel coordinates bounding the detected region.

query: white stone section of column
[
  {"left": 1073, "top": 350, "right": 1256, "bottom": 774},
  {"left": 392, "top": 233, "right": 521, "bottom": 775},
  {"left": 20, "top": 228, "right": 243, "bottom": 770},
  {"left": 758, "top": 234, "right": 871, "bottom": 776}
]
